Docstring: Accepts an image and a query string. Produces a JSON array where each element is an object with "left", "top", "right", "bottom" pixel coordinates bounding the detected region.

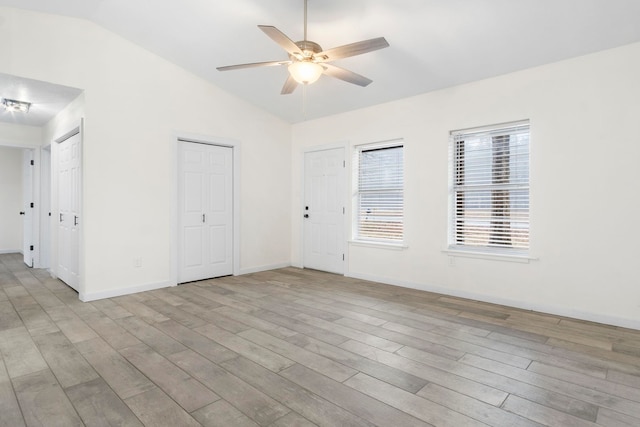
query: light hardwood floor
[{"left": 1, "top": 252, "right": 640, "bottom": 426}]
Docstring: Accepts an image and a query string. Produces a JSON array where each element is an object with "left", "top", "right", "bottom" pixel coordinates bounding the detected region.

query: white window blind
[
  {"left": 450, "top": 122, "right": 529, "bottom": 253},
  {"left": 354, "top": 142, "right": 404, "bottom": 242}
]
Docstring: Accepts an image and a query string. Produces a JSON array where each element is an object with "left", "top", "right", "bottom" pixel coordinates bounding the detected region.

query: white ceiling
[
  {"left": 1, "top": 0, "right": 640, "bottom": 123},
  {"left": 0, "top": 73, "right": 83, "bottom": 127}
]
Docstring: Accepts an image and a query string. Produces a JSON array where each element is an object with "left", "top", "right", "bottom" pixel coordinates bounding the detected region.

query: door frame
[
  {"left": 300, "top": 143, "right": 349, "bottom": 274},
  {"left": 0, "top": 141, "right": 40, "bottom": 265},
  {"left": 52, "top": 120, "right": 84, "bottom": 296},
  {"left": 171, "top": 132, "right": 240, "bottom": 285},
  {"left": 39, "top": 145, "right": 52, "bottom": 269}
]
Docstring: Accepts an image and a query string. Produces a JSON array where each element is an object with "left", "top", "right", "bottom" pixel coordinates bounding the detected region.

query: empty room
[{"left": 1, "top": 0, "right": 640, "bottom": 426}]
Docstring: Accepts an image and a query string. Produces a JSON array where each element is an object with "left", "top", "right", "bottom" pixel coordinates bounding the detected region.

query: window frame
[
  {"left": 448, "top": 121, "right": 530, "bottom": 257},
  {"left": 352, "top": 140, "right": 405, "bottom": 245}
]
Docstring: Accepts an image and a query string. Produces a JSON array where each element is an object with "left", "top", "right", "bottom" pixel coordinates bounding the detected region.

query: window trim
[
  {"left": 448, "top": 120, "right": 530, "bottom": 256},
  {"left": 352, "top": 139, "right": 405, "bottom": 244}
]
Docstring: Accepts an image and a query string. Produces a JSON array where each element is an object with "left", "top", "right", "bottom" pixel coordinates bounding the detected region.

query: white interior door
[
  {"left": 178, "top": 141, "right": 233, "bottom": 283},
  {"left": 303, "top": 148, "right": 345, "bottom": 274},
  {"left": 57, "top": 132, "right": 81, "bottom": 290},
  {"left": 22, "top": 150, "right": 34, "bottom": 267}
]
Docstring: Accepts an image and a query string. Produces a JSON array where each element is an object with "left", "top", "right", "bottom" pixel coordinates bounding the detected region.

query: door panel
[
  {"left": 209, "top": 225, "right": 226, "bottom": 263},
  {"left": 178, "top": 141, "right": 233, "bottom": 283},
  {"left": 303, "top": 148, "right": 345, "bottom": 274},
  {"left": 184, "top": 227, "right": 203, "bottom": 267}
]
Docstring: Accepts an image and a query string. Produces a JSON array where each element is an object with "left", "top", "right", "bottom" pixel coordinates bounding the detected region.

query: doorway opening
[{"left": 0, "top": 146, "right": 38, "bottom": 266}]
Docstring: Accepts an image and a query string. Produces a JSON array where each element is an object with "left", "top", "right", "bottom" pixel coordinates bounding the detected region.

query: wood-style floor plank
[
  {"left": 169, "top": 349, "right": 291, "bottom": 426},
  {"left": 119, "top": 343, "right": 220, "bottom": 412},
  {"left": 220, "top": 356, "right": 376, "bottom": 427},
  {"left": 13, "top": 369, "right": 84, "bottom": 427},
  {"left": 0, "top": 352, "right": 25, "bottom": 427},
  {"left": 344, "top": 372, "right": 486, "bottom": 427},
  {"left": 65, "top": 377, "right": 143, "bottom": 427}
]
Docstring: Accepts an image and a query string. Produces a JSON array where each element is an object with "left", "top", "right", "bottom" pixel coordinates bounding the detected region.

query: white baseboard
[
  {"left": 239, "top": 262, "right": 291, "bottom": 275},
  {"left": 80, "top": 280, "right": 175, "bottom": 302},
  {"left": 346, "top": 271, "right": 640, "bottom": 331},
  {"left": 80, "top": 263, "right": 290, "bottom": 302},
  {"left": 0, "top": 250, "right": 21, "bottom": 254}
]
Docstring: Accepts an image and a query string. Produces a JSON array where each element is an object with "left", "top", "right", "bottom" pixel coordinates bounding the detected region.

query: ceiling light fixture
[
  {"left": 288, "top": 61, "right": 323, "bottom": 84},
  {"left": 2, "top": 98, "right": 31, "bottom": 113},
  {"left": 216, "top": 0, "right": 388, "bottom": 95}
]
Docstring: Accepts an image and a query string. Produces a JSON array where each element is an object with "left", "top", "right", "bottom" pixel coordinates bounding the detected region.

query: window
[
  {"left": 354, "top": 141, "right": 404, "bottom": 243},
  {"left": 450, "top": 121, "right": 529, "bottom": 254}
]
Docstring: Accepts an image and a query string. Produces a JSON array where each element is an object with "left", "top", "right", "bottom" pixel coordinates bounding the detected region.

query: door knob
[
  {"left": 303, "top": 214, "right": 309, "bottom": 218},
  {"left": 19, "top": 211, "right": 25, "bottom": 215}
]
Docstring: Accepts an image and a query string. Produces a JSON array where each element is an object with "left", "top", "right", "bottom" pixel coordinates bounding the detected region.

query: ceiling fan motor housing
[{"left": 293, "top": 40, "right": 324, "bottom": 61}]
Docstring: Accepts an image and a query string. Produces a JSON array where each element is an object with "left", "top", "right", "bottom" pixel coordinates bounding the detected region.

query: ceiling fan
[{"left": 216, "top": 0, "right": 389, "bottom": 94}]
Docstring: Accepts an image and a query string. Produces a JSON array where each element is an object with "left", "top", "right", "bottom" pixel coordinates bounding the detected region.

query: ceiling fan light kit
[
  {"left": 288, "top": 61, "right": 323, "bottom": 84},
  {"left": 217, "top": 0, "right": 389, "bottom": 94}
]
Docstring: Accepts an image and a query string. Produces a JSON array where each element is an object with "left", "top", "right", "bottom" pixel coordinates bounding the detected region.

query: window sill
[
  {"left": 443, "top": 247, "right": 537, "bottom": 263},
  {"left": 349, "top": 240, "right": 408, "bottom": 251}
]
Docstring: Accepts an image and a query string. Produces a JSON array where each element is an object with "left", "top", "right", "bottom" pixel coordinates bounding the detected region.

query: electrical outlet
[{"left": 133, "top": 257, "right": 142, "bottom": 268}]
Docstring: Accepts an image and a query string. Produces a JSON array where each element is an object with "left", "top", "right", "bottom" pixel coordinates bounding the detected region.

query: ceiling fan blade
[
  {"left": 281, "top": 75, "right": 298, "bottom": 95},
  {"left": 322, "top": 64, "right": 372, "bottom": 87},
  {"left": 258, "top": 25, "right": 303, "bottom": 57},
  {"left": 316, "top": 37, "right": 389, "bottom": 62},
  {"left": 217, "top": 60, "right": 290, "bottom": 72}
]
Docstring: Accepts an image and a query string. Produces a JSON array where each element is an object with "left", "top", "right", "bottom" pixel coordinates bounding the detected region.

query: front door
[
  {"left": 57, "top": 132, "right": 81, "bottom": 290},
  {"left": 303, "top": 148, "right": 345, "bottom": 274},
  {"left": 178, "top": 141, "right": 233, "bottom": 283}
]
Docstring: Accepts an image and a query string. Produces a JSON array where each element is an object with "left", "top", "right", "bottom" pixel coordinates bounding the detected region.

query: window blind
[
  {"left": 451, "top": 122, "right": 529, "bottom": 252},
  {"left": 355, "top": 143, "right": 404, "bottom": 242}
]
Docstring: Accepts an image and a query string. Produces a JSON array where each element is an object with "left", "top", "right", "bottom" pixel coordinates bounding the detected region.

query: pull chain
[{"left": 302, "top": 84, "right": 307, "bottom": 120}]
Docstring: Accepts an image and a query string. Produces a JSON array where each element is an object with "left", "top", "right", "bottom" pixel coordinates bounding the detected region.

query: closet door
[{"left": 178, "top": 141, "right": 233, "bottom": 283}]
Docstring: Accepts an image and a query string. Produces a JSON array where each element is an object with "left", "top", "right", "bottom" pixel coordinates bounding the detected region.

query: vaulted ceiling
[{"left": 2, "top": 0, "right": 640, "bottom": 123}]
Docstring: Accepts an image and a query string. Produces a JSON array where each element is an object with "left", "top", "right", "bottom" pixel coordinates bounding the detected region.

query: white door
[
  {"left": 303, "top": 148, "right": 345, "bottom": 274},
  {"left": 57, "top": 132, "right": 81, "bottom": 290},
  {"left": 178, "top": 141, "right": 233, "bottom": 283},
  {"left": 22, "top": 150, "right": 34, "bottom": 267}
]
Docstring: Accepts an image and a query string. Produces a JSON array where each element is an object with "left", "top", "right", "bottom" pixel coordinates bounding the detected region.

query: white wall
[
  {"left": 0, "top": 146, "right": 23, "bottom": 252},
  {"left": 0, "top": 122, "right": 42, "bottom": 148},
  {"left": 1, "top": 8, "right": 292, "bottom": 299},
  {"left": 292, "top": 41, "right": 640, "bottom": 329}
]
